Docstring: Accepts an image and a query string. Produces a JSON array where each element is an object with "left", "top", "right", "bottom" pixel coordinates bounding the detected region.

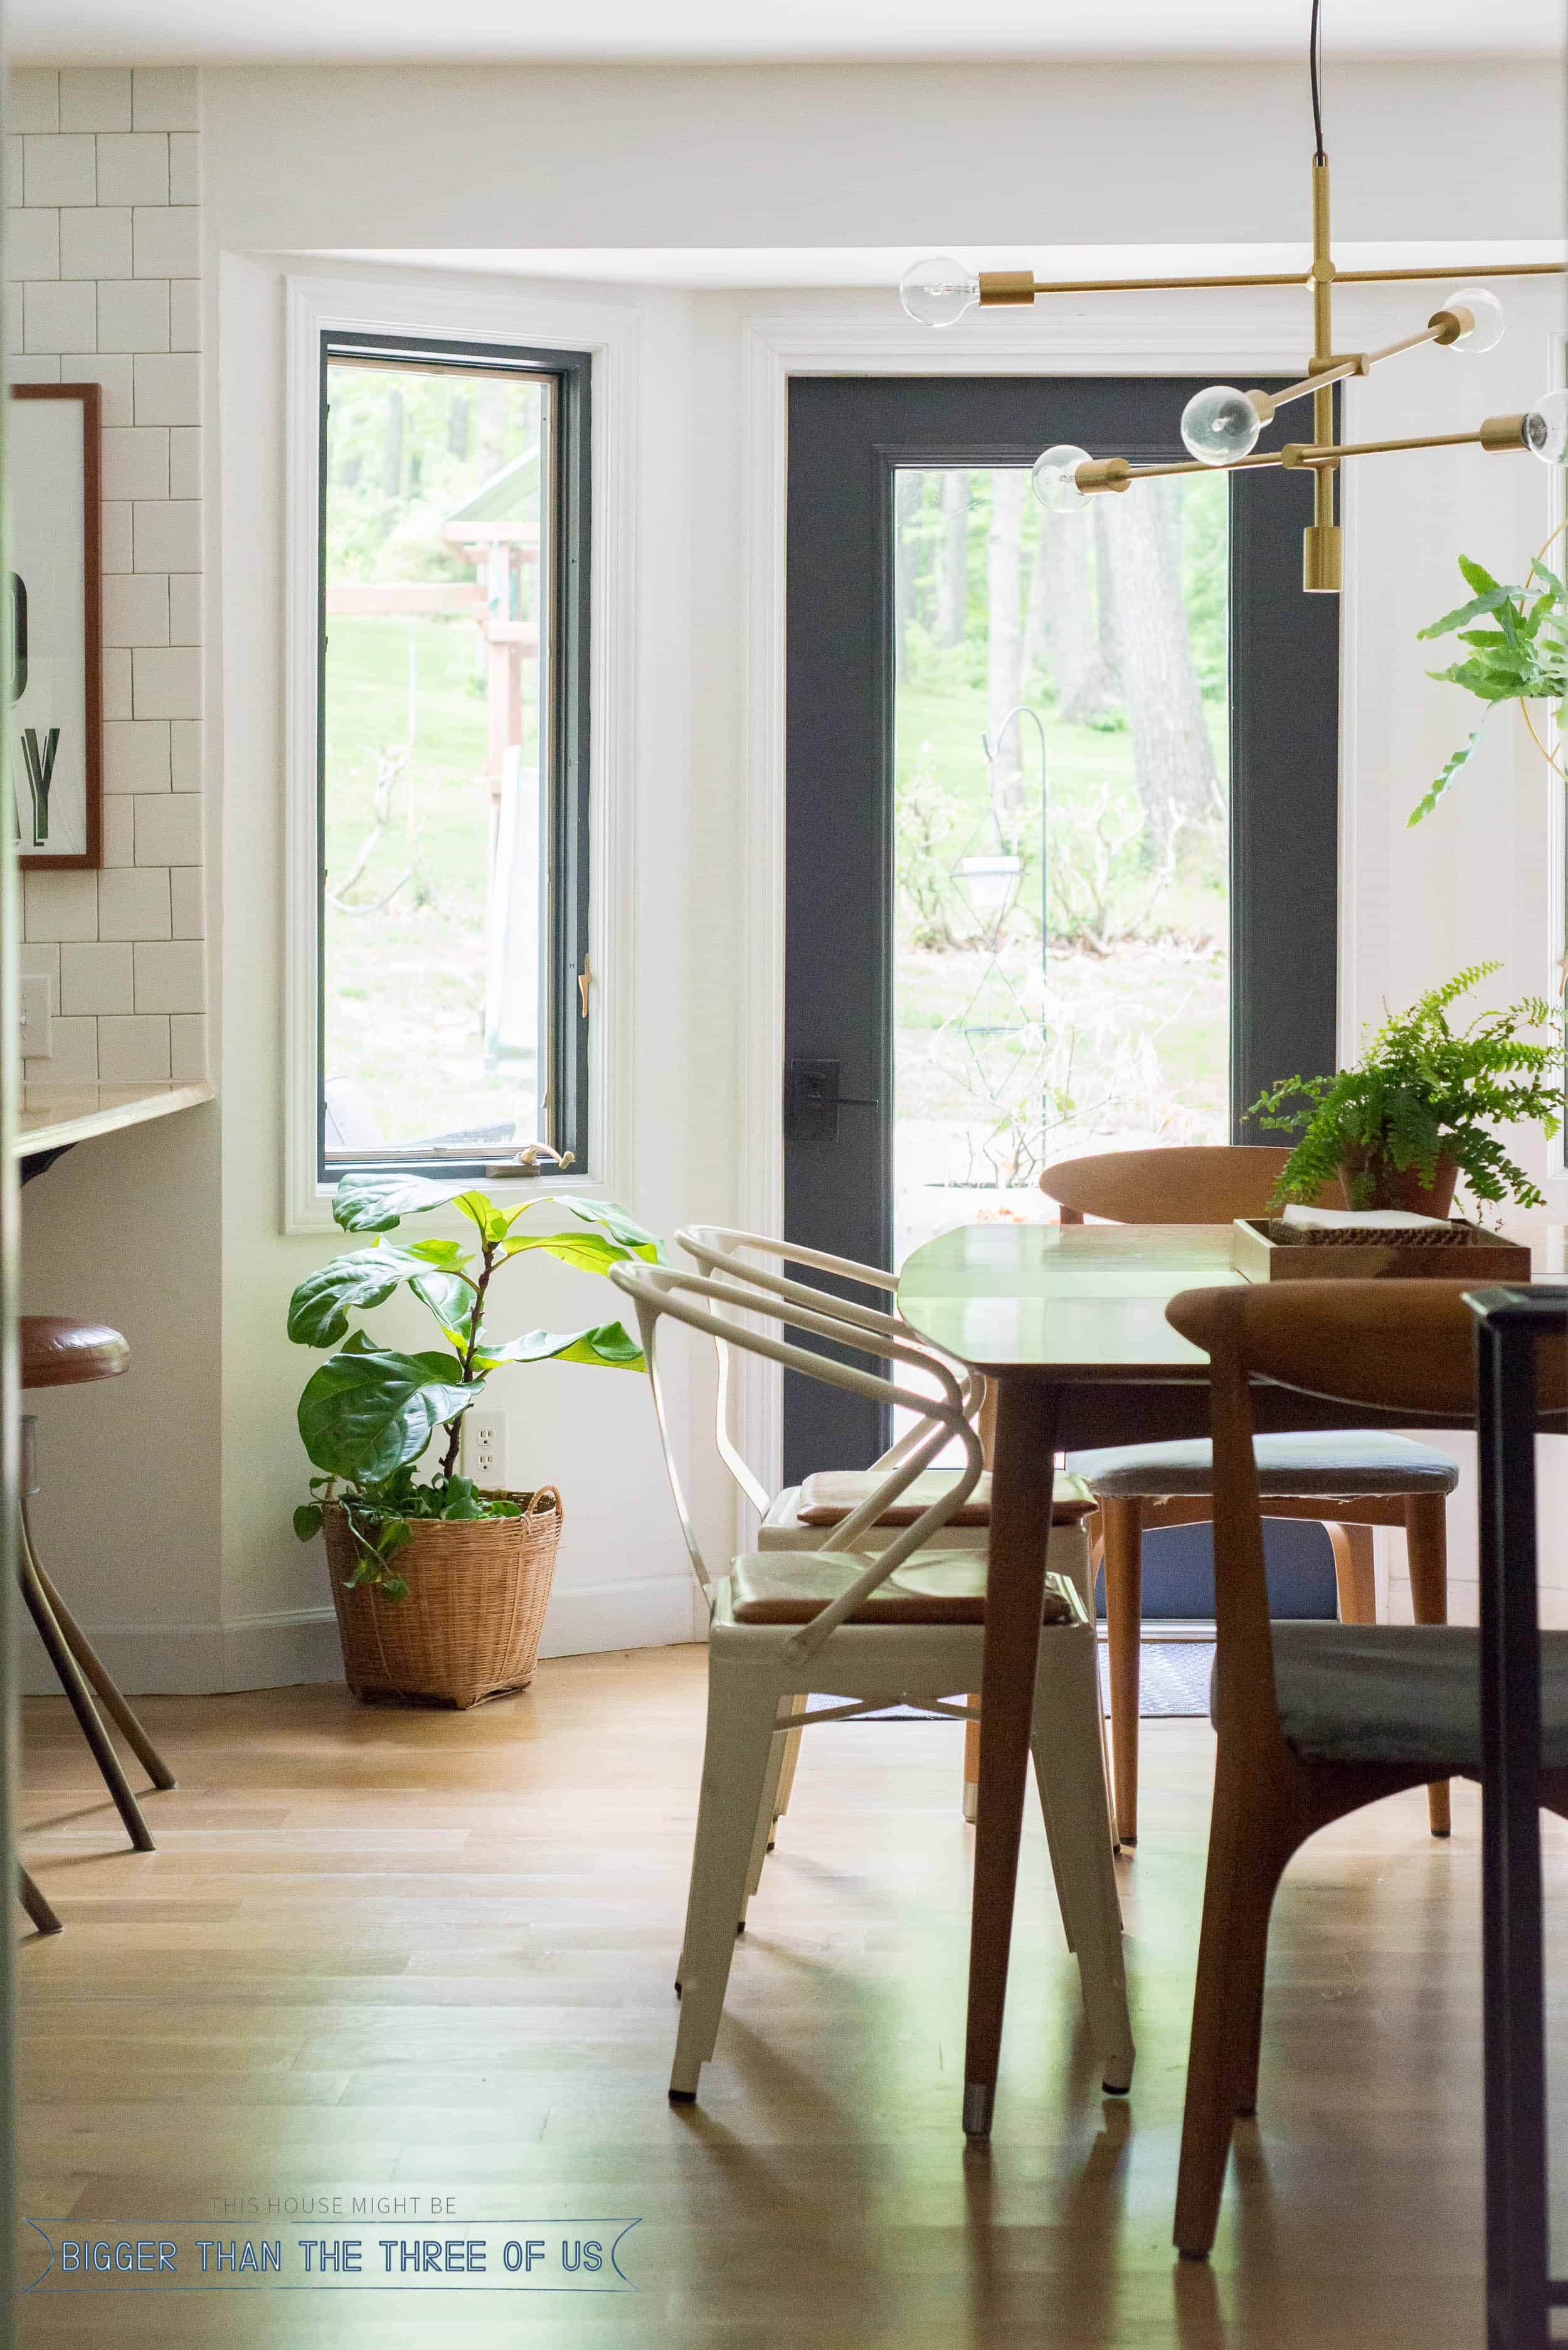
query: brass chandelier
[{"left": 898, "top": 1, "right": 1568, "bottom": 593}]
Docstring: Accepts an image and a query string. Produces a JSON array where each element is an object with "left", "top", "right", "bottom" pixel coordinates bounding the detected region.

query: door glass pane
[
  {"left": 320, "top": 356, "right": 551, "bottom": 1164},
  {"left": 893, "top": 465, "right": 1230, "bottom": 1263}
]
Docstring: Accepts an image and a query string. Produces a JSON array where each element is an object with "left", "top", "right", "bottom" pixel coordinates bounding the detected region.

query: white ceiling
[{"left": 13, "top": 0, "right": 1567, "bottom": 65}]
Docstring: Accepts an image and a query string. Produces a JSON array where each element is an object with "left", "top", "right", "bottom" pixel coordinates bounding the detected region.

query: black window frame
[{"left": 314, "top": 329, "right": 593, "bottom": 1188}]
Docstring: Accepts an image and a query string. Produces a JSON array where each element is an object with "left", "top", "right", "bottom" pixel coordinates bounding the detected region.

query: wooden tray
[{"left": 1232, "top": 1216, "right": 1533, "bottom": 1284}]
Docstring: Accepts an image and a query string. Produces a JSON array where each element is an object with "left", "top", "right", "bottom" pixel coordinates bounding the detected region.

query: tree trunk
[
  {"left": 987, "top": 471, "right": 1027, "bottom": 816},
  {"left": 1095, "top": 481, "right": 1221, "bottom": 849},
  {"left": 381, "top": 388, "right": 405, "bottom": 502},
  {"left": 1029, "top": 505, "right": 1119, "bottom": 723},
  {"left": 936, "top": 471, "right": 970, "bottom": 647}
]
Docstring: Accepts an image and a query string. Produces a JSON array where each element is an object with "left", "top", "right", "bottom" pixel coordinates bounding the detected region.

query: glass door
[
  {"left": 893, "top": 464, "right": 1231, "bottom": 1266},
  {"left": 783, "top": 374, "right": 1338, "bottom": 1481}
]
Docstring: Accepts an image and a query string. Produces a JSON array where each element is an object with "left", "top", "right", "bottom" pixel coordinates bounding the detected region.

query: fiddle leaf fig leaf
[
  {"left": 472, "top": 1320, "right": 644, "bottom": 1373},
  {"left": 297, "top": 1347, "right": 477, "bottom": 1481},
  {"left": 568, "top": 1199, "right": 664, "bottom": 1258},
  {"left": 499, "top": 1230, "right": 634, "bottom": 1275},
  {"left": 410, "top": 1270, "right": 479, "bottom": 1348},
  {"left": 405, "top": 1236, "right": 470, "bottom": 1269},
  {"left": 287, "top": 1246, "right": 435, "bottom": 1348}
]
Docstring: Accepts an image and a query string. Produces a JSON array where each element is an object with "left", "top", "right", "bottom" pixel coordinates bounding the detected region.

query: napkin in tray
[{"left": 1278, "top": 1204, "right": 1451, "bottom": 1231}]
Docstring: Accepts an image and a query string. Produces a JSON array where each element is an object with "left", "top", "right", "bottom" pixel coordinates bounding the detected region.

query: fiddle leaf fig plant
[
  {"left": 289, "top": 1176, "right": 659, "bottom": 1591},
  {"left": 1408, "top": 555, "right": 1568, "bottom": 826}
]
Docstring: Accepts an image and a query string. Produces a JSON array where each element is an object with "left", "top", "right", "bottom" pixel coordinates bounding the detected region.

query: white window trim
[
  {"left": 1545, "top": 326, "right": 1567, "bottom": 1184},
  {"left": 282, "top": 266, "right": 639, "bottom": 1235}
]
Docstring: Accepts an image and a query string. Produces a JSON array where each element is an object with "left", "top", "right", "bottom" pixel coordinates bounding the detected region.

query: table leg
[{"left": 963, "top": 1371, "right": 1059, "bottom": 2137}]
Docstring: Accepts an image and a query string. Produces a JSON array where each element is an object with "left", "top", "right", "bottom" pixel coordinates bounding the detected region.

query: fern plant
[
  {"left": 1408, "top": 555, "right": 1567, "bottom": 826},
  {"left": 1249, "top": 964, "right": 1564, "bottom": 1211}
]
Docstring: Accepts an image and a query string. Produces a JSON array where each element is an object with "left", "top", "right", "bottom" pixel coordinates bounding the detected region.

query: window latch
[{"left": 578, "top": 954, "right": 593, "bottom": 1018}]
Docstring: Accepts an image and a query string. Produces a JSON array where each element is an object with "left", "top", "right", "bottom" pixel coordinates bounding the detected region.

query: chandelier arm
[
  {"left": 1335, "top": 262, "right": 1566, "bottom": 285},
  {"left": 980, "top": 261, "right": 1566, "bottom": 310},
  {"left": 1076, "top": 419, "right": 1527, "bottom": 497}
]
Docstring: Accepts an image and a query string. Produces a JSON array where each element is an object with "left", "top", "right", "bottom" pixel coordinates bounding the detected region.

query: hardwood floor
[{"left": 15, "top": 1646, "right": 1567, "bottom": 2346}]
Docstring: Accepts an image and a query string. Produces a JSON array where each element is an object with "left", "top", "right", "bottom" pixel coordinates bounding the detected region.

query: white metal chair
[
  {"left": 677, "top": 1224, "right": 1006, "bottom": 1832},
  {"left": 612, "top": 1257, "right": 1135, "bottom": 2108}
]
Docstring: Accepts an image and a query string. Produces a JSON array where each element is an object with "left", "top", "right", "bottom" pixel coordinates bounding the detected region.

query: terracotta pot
[
  {"left": 322, "top": 1487, "right": 562, "bottom": 1709},
  {"left": 1336, "top": 1146, "right": 1458, "bottom": 1220}
]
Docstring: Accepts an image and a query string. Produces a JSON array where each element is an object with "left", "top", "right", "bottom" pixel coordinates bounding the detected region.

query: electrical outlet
[
  {"left": 464, "top": 1412, "right": 507, "bottom": 1486},
  {"left": 18, "top": 974, "right": 51, "bottom": 1061}
]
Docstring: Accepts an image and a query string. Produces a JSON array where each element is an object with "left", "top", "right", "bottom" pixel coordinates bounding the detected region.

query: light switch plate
[{"left": 18, "top": 974, "right": 51, "bottom": 1060}]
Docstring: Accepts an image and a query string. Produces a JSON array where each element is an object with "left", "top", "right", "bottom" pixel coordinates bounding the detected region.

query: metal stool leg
[
  {"left": 19, "top": 1870, "right": 61, "bottom": 1936},
  {"left": 22, "top": 1521, "right": 174, "bottom": 1791},
  {"left": 18, "top": 1518, "right": 156, "bottom": 1854}
]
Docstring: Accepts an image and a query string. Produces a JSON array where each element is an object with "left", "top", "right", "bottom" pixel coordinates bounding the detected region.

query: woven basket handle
[{"left": 527, "top": 1485, "right": 562, "bottom": 1523}]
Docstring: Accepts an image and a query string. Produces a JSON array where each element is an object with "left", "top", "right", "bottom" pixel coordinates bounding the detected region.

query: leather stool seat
[{"left": 21, "top": 1316, "right": 129, "bottom": 1391}]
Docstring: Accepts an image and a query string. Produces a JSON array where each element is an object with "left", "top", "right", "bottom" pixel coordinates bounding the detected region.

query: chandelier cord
[{"left": 1309, "top": 0, "right": 1326, "bottom": 161}]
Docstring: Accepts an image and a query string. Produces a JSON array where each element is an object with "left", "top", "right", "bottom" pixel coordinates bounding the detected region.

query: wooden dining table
[{"left": 897, "top": 1216, "right": 1568, "bottom": 2138}]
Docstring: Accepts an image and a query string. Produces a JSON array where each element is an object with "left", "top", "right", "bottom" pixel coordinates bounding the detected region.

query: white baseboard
[{"left": 21, "top": 1573, "right": 702, "bottom": 1697}]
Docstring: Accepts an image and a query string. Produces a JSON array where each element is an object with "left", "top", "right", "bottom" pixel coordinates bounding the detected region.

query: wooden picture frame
[{"left": 9, "top": 383, "right": 102, "bottom": 869}]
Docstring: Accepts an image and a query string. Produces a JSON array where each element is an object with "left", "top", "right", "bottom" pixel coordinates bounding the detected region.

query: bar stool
[{"left": 18, "top": 1317, "right": 175, "bottom": 1906}]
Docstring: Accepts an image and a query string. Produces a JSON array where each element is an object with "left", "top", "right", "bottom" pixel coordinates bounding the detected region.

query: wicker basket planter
[{"left": 322, "top": 1487, "right": 562, "bottom": 1709}]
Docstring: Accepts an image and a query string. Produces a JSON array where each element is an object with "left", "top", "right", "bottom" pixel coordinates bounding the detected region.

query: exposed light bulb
[
  {"left": 1438, "top": 287, "right": 1506, "bottom": 353},
  {"left": 1523, "top": 390, "right": 1568, "bottom": 465},
  {"left": 1180, "top": 385, "right": 1263, "bottom": 466},
  {"left": 1031, "top": 444, "right": 1091, "bottom": 515},
  {"left": 899, "top": 256, "right": 979, "bottom": 328}
]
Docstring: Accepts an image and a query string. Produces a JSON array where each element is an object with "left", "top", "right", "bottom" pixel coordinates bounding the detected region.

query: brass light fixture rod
[
  {"left": 1077, "top": 413, "right": 1529, "bottom": 493},
  {"left": 977, "top": 260, "right": 1565, "bottom": 306}
]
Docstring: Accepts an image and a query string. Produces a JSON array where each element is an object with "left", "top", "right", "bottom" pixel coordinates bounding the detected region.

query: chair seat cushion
[
  {"left": 1069, "top": 1430, "right": 1459, "bottom": 1501},
  {"left": 1243, "top": 1622, "right": 1568, "bottom": 1770},
  {"left": 793, "top": 1467, "right": 1094, "bottom": 1528},
  {"left": 728, "top": 1551, "right": 1082, "bottom": 1627}
]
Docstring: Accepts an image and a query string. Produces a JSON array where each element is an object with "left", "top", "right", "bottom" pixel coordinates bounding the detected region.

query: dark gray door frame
[{"left": 784, "top": 375, "right": 1340, "bottom": 1477}]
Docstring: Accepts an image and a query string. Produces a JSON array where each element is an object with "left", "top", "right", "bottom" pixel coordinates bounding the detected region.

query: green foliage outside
[
  {"left": 1250, "top": 964, "right": 1564, "bottom": 1213},
  {"left": 289, "top": 1178, "right": 660, "bottom": 1591}
]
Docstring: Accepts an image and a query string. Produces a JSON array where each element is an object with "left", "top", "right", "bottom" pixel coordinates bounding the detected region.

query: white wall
[{"left": 10, "top": 51, "right": 1567, "bottom": 1686}]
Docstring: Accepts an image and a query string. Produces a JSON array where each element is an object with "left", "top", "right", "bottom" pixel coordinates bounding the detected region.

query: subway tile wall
[{"left": 8, "top": 66, "right": 206, "bottom": 1088}]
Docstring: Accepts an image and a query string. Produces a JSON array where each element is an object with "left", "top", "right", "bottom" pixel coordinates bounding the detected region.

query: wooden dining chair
[
  {"left": 1161, "top": 1279, "right": 1568, "bottom": 2259},
  {"left": 612, "top": 1256, "right": 1135, "bottom": 2106},
  {"left": 1039, "top": 1147, "right": 1460, "bottom": 1846}
]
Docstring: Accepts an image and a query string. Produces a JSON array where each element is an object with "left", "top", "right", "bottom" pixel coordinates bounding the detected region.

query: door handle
[{"left": 784, "top": 1057, "right": 879, "bottom": 1144}]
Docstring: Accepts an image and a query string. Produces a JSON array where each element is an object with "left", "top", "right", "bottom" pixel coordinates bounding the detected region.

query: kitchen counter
[{"left": 16, "top": 1081, "right": 214, "bottom": 1161}]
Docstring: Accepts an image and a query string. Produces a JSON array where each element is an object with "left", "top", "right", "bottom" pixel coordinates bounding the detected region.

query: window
[{"left": 315, "top": 332, "right": 590, "bottom": 1182}]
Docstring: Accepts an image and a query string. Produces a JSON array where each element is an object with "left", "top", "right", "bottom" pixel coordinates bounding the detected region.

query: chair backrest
[
  {"left": 675, "top": 1225, "right": 984, "bottom": 1511},
  {"left": 1162, "top": 1280, "right": 1567, "bottom": 1755},
  {"left": 611, "top": 1258, "right": 984, "bottom": 1664},
  {"left": 1041, "top": 1145, "right": 1302, "bottom": 1226}
]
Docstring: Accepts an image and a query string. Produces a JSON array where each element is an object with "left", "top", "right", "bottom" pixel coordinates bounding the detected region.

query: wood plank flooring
[{"left": 15, "top": 1645, "right": 1568, "bottom": 2347}]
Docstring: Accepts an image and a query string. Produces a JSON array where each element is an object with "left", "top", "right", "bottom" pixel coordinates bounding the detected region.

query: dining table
[{"left": 896, "top": 1215, "right": 1568, "bottom": 2138}]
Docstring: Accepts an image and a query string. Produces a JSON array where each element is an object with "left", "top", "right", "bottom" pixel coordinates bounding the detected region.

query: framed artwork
[{"left": 9, "top": 383, "right": 102, "bottom": 869}]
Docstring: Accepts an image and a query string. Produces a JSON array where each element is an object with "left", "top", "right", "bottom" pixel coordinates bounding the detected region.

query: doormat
[{"left": 1101, "top": 1640, "right": 1216, "bottom": 1719}]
